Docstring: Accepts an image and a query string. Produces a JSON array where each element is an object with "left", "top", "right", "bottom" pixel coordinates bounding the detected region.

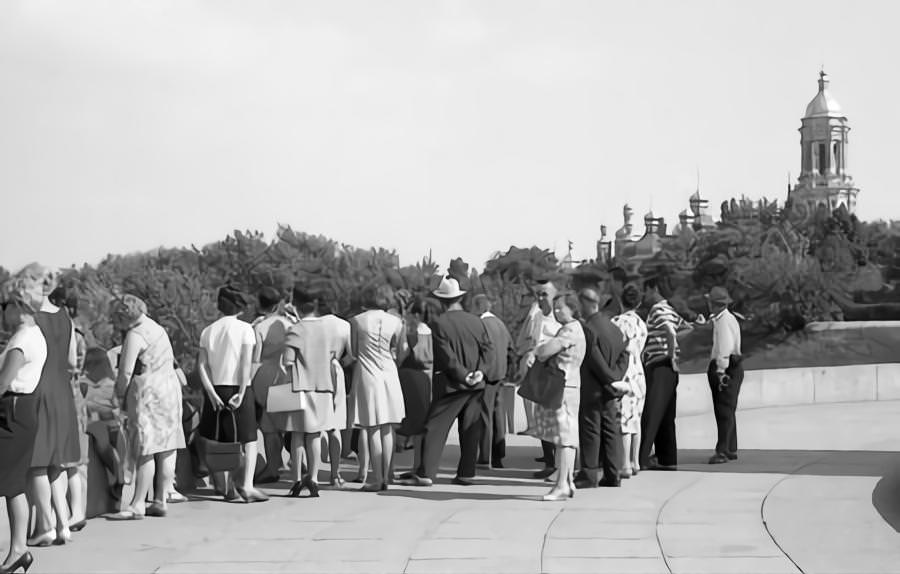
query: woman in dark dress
[
  {"left": 0, "top": 291, "right": 47, "bottom": 574},
  {"left": 396, "top": 298, "right": 433, "bottom": 477},
  {"left": 25, "top": 271, "right": 80, "bottom": 547}
]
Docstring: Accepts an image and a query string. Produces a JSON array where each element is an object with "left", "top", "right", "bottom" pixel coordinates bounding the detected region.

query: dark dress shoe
[
  {"left": 708, "top": 453, "right": 729, "bottom": 464},
  {"left": 491, "top": 460, "right": 504, "bottom": 469},
  {"left": 532, "top": 467, "right": 556, "bottom": 479},
  {"left": 648, "top": 463, "right": 678, "bottom": 471},
  {"left": 598, "top": 479, "right": 621, "bottom": 487},
  {"left": 452, "top": 476, "right": 474, "bottom": 486},
  {"left": 573, "top": 477, "right": 597, "bottom": 489},
  {"left": 725, "top": 452, "right": 738, "bottom": 460}
]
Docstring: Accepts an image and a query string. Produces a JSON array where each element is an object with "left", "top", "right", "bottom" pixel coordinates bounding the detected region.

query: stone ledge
[{"left": 676, "top": 363, "right": 900, "bottom": 416}]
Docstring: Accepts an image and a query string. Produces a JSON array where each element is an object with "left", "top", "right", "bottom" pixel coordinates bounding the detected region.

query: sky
[{"left": 1, "top": 0, "right": 898, "bottom": 274}]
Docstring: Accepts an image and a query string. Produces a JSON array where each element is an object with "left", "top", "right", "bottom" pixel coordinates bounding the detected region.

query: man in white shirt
[
  {"left": 198, "top": 285, "right": 268, "bottom": 502},
  {"left": 705, "top": 287, "right": 743, "bottom": 465}
]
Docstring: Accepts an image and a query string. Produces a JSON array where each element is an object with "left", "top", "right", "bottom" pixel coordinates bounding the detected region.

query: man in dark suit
[
  {"left": 473, "top": 294, "right": 513, "bottom": 469},
  {"left": 403, "top": 277, "right": 493, "bottom": 487},
  {"left": 576, "top": 288, "right": 630, "bottom": 488}
]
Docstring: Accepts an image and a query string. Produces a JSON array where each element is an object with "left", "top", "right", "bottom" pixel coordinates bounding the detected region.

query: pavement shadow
[
  {"left": 872, "top": 465, "right": 900, "bottom": 533},
  {"left": 376, "top": 489, "right": 537, "bottom": 502},
  {"left": 671, "top": 449, "right": 900, "bottom": 478}
]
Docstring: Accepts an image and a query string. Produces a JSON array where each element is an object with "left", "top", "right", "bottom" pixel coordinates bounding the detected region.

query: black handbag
[
  {"left": 517, "top": 359, "right": 566, "bottom": 410},
  {"left": 204, "top": 409, "right": 242, "bottom": 473}
]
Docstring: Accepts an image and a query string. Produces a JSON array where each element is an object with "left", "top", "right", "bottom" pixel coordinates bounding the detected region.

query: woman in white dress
[
  {"left": 532, "top": 293, "right": 586, "bottom": 501},
  {"left": 612, "top": 283, "right": 649, "bottom": 477},
  {"left": 348, "top": 285, "right": 405, "bottom": 492}
]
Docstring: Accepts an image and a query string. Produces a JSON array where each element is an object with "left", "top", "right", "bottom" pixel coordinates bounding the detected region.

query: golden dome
[{"left": 804, "top": 71, "right": 844, "bottom": 118}]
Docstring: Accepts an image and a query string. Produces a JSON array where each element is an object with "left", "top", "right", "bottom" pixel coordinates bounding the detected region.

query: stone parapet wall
[{"left": 676, "top": 363, "right": 900, "bottom": 416}]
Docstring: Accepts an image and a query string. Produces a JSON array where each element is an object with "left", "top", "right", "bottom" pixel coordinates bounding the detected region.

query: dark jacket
[
  {"left": 580, "top": 311, "right": 630, "bottom": 400},
  {"left": 479, "top": 313, "right": 512, "bottom": 383},
  {"left": 430, "top": 309, "right": 493, "bottom": 393}
]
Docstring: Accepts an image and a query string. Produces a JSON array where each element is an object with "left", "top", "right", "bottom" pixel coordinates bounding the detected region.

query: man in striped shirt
[{"left": 639, "top": 277, "right": 690, "bottom": 470}]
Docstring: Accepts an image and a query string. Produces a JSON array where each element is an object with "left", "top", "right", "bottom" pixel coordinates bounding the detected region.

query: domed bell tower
[{"left": 790, "top": 70, "right": 859, "bottom": 214}]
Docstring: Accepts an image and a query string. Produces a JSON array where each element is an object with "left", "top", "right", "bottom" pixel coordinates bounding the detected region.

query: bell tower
[{"left": 790, "top": 70, "right": 859, "bottom": 213}]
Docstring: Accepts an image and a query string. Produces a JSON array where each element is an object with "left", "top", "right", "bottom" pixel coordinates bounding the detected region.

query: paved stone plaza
[{"left": 3, "top": 401, "right": 899, "bottom": 574}]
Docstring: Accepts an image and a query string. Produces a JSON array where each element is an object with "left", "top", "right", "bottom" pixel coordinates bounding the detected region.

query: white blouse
[{"left": 1, "top": 324, "right": 48, "bottom": 394}]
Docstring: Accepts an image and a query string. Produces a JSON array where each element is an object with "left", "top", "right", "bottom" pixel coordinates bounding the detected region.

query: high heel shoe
[
  {"left": 305, "top": 478, "right": 320, "bottom": 498},
  {"left": 26, "top": 530, "right": 55, "bottom": 548},
  {"left": 69, "top": 519, "right": 87, "bottom": 532},
  {"left": 287, "top": 481, "right": 303, "bottom": 498},
  {"left": 360, "top": 482, "right": 384, "bottom": 492},
  {"left": 236, "top": 486, "right": 270, "bottom": 503},
  {"left": 0, "top": 551, "right": 33, "bottom": 573}
]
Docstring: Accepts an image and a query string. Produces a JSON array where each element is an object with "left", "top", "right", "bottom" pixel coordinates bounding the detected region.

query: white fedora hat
[{"left": 432, "top": 276, "right": 466, "bottom": 299}]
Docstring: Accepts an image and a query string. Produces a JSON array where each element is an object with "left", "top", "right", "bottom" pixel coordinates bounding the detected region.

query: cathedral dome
[{"left": 804, "top": 71, "right": 843, "bottom": 118}]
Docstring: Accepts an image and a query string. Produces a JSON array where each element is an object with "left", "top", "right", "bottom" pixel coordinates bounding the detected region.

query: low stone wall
[{"left": 676, "top": 363, "right": 900, "bottom": 417}]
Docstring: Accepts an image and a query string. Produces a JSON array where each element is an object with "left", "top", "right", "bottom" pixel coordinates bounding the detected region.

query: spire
[{"left": 818, "top": 69, "right": 829, "bottom": 92}]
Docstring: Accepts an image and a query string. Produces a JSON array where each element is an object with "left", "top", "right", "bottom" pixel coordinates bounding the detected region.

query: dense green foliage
[{"left": 2, "top": 202, "right": 898, "bottom": 369}]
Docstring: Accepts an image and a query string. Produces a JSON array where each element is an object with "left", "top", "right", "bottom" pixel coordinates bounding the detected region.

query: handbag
[
  {"left": 266, "top": 358, "right": 308, "bottom": 413},
  {"left": 204, "top": 409, "right": 243, "bottom": 473},
  {"left": 517, "top": 359, "right": 566, "bottom": 410}
]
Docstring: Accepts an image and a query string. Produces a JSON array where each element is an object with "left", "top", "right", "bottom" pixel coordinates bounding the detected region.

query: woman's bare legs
[
  {"left": 152, "top": 450, "right": 176, "bottom": 511},
  {"left": 127, "top": 455, "right": 154, "bottom": 515},
  {"left": 632, "top": 424, "right": 642, "bottom": 472},
  {"left": 27, "top": 468, "right": 53, "bottom": 537},
  {"left": 366, "top": 426, "right": 384, "bottom": 487},
  {"left": 2, "top": 494, "right": 29, "bottom": 567},
  {"left": 380, "top": 425, "right": 394, "bottom": 484},
  {"left": 241, "top": 440, "right": 260, "bottom": 491},
  {"left": 356, "top": 429, "right": 369, "bottom": 483},
  {"left": 304, "top": 432, "right": 322, "bottom": 485},
  {"left": 66, "top": 466, "right": 86, "bottom": 526},
  {"left": 621, "top": 434, "right": 633, "bottom": 475},
  {"left": 289, "top": 431, "right": 305, "bottom": 483},
  {"left": 326, "top": 429, "right": 342, "bottom": 483}
]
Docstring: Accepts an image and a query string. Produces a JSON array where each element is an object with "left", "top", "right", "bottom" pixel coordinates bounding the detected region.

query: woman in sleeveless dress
[
  {"left": 16, "top": 265, "right": 80, "bottom": 547},
  {"left": 108, "top": 295, "right": 185, "bottom": 520},
  {"left": 348, "top": 285, "right": 405, "bottom": 492}
]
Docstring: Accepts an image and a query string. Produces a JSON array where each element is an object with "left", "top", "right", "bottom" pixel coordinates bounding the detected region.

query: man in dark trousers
[
  {"left": 473, "top": 294, "right": 513, "bottom": 469},
  {"left": 705, "top": 287, "right": 744, "bottom": 464},
  {"left": 576, "top": 288, "right": 630, "bottom": 488},
  {"left": 403, "top": 277, "right": 493, "bottom": 487},
  {"left": 639, "top": 277, "right": 690, "bottom": 470}
]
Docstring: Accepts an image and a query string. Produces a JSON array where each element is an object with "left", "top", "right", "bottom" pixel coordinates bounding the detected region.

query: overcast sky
[{"left": 1, "top": 0, "right": 897, "bottom": 274}]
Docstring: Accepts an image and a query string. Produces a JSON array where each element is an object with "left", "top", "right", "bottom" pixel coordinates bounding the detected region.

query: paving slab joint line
[
  {"left": 655, "top": 475, "right": 704, "bottom": 574},
  {"left": 538, "top": 507, "right": 565, "bottom": 574},
  {"left": 759, "top": 453, "right": 834, "bottom": 574},
  {"left": 401, "top": 507, "right": 461, "bottom": 574}
]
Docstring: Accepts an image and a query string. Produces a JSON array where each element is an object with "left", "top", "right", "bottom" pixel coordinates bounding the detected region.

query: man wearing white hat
[
  {"left": 402, "top": 277, "right": 493, "bottom": 486},
  {"left": 705, "top": 286, "right": 743, "bottom": 465}
]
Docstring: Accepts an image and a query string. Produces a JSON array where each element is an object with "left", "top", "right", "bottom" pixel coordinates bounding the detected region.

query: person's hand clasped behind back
[{"left": 464, "top": 370, "right": 484, "bottom": 387}]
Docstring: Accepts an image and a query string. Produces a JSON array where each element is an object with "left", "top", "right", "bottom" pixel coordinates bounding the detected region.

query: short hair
[
  {"left": 472, "top": 294, "right": 492, "bottom": 314},
  {"left": 621, "top": 282, "right": 642, "bottom": 310},
  {"left": 217, "top": 286, "right": 247, "bottom": 316},
  {"left": 609, "top": 266, "right": 627, "bottom": 284},
  {"left": 48, "top": 285, "right": 68, "bottom": 308},
  {"left": 554, "top": 293, "right": 582, "bottom": 321},
  {"left": 643, "top": 276, "right": 672, "bottom": 299},
  {"left": 292, "top": 286, "right": 317, "bottom": 316},
  {"left": 83, "top": 347, "right": 114, "bottom": 378},
  {"left": 363, "top": 285, "right": 394, "bottom": 311},
  {"left": 257, "top": 286, "right": 283, "bottom": 312}
]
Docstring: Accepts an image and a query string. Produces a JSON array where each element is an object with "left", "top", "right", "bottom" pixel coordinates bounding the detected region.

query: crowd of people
[{"left": 0, "top": 263, "right": 744, "bottom": 574}]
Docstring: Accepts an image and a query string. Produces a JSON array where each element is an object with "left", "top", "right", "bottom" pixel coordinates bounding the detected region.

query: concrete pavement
[{"left": 2, "top": 400, "right": 899, "bottom": 574}]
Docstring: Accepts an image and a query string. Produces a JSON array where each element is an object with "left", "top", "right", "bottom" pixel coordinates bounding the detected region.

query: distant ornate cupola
[{"left": 790, "top": 70, "right": 859, "bottom": 214}]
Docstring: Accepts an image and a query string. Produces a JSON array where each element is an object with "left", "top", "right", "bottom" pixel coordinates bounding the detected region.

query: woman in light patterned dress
[
  {"left": 612, "top": 283, "right": 648, "bottom": 477},
  {"left": 532, "top": 293, "right": 586, "bottom": 501},
  {"left": 108, "top": 295, "right": 185, "bottom": 520},
  {"left": 347, "top": 285, "right": 405, "bottom": 492}
]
